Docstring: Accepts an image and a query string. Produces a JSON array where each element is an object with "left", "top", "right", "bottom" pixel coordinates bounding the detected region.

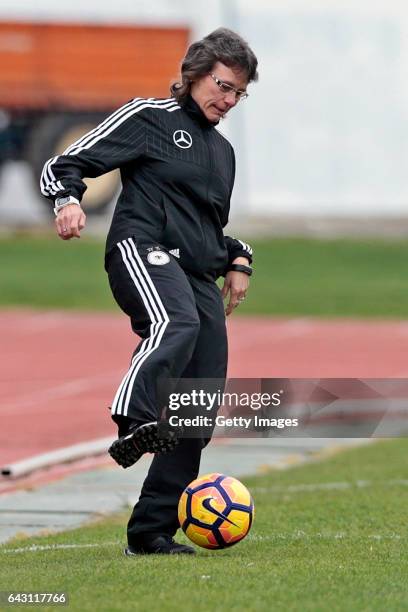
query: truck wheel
[{"left": 26, "top": 113, "right": 120, "bottom": 215}]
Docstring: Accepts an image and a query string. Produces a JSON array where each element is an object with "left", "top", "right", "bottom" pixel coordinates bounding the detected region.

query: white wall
[
  {"left": 240, "top": 0, "right": 408, "bottom": 217},
  {"left": 1, "top": 0, "right": 407, "bottom": 217}
]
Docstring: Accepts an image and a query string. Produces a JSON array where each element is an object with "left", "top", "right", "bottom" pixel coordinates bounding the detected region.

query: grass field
[
  {"left": 1, "top": 439, "right": 407, "bottom": 611},
  {"left": 1, "top": 233, "right": 408, "bottom": 317}
]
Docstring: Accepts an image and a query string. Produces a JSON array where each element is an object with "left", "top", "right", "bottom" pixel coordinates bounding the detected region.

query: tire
[{"left": 26, "top": 112, "right": 120, "bottom": 216}]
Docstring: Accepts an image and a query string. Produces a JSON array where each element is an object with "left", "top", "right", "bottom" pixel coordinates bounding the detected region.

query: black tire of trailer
[{"left": 26, "top": 112, "right": 120, "bottom": 215}]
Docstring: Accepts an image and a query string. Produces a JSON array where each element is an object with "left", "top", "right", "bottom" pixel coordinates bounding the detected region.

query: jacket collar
[{"left": 180, "top": 94, "right": 218, "bottom": 128}]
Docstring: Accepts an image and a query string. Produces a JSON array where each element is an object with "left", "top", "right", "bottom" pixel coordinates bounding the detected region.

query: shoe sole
[{"left": 108, "top": 421, "right": 180, "bottom": 469}]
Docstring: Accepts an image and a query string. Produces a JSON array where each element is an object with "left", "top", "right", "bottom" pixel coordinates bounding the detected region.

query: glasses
[{"left": 209, "top": 73, "right": 248, "bottom": 101}]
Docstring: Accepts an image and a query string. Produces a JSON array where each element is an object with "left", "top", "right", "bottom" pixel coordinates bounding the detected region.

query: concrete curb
[{"left": 1, "top": 437, "right": 115, "bottom": 478}]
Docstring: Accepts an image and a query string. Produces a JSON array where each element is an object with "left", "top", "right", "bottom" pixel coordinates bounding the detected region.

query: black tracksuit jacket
[{"left": 40, "top": 94, "right": 253, "bottom": 280}]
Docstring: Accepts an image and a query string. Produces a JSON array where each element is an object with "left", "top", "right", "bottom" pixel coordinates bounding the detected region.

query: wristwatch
[{"left": 54, "top": 195, "right": 80, "bottom": 216}]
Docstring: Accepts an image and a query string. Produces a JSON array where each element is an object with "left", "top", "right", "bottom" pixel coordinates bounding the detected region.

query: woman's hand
[
  {"left": 221, "top": 257, "right": 251, "bottom": 316},
  {"left": 55, "top": 204, "right": 87, "bottom": 240}
]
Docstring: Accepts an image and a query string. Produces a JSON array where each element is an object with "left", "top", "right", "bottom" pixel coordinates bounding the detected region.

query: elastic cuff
[{"left": 228, "top": 250, "right": 252, "bottom": 265}]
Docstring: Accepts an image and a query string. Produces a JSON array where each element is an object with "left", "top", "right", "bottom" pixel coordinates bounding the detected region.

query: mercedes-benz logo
[{"left": 173, "top": 129, "right": 193, "bottom": 149}]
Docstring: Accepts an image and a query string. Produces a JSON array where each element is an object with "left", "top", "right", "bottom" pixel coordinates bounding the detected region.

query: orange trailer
[{"left": 0, "top": 22, "right": 189, "bottom": 212}]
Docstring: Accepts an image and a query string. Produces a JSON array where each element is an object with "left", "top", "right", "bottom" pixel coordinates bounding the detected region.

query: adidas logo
[{"left": 169, "top": 248, "right": 180, "bottom": 258}]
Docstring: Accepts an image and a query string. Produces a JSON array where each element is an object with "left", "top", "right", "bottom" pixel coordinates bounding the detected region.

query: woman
[{"left": 41, "top": 27, "right": 258, "bottom": 555}]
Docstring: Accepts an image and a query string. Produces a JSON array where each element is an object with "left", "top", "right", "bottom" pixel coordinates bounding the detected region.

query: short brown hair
[{"left": 171, "top": 27, "right": 258, "bottom": 103}]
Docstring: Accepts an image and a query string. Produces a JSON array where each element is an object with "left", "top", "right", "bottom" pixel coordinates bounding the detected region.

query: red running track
[{"left": 1, "top": 309, "right": 408, "bottom": 466}]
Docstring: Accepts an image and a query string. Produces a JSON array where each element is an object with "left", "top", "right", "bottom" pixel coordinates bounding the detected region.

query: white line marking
[
  {"left": 251, "top": 479, "right": 408, "bottom": 493},
  {"left": 248, "top": 533, "right": 405, "bottom": 541},
  {"left": 3, "top": 532, "right": 405, "bottom": 553},
  {"left": 2, "top": 542, "right": 120, "bottom": 553}
]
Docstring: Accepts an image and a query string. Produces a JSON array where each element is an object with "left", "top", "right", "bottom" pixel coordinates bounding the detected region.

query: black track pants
[{"left": 106, "top": 237, "right": 228, "bottom": 542}]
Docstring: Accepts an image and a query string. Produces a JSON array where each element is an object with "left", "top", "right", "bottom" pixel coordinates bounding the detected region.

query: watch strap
[
  {"left": 54, "top": 196, "right": 80, "bottom": 216},
  {"left": 227, "top": 263, "right": 253, "bottom": 276}
]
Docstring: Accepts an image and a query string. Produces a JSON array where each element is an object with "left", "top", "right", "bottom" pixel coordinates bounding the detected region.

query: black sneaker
[
  {"left": 124, "top": 535, "right": 195, "bottom": 555},
  {"left": 108, "top": 421, "right": 181, "bottom": 468}
]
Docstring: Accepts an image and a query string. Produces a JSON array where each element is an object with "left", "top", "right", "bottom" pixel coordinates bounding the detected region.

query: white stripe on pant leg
[
  {"left": 119, "top": 239, "right": 170, "bottom": 415},
  {"left": 112, "top": 237, "right": 171, "bottom": 417},
  {"left": 111, "top": 241, "right": 169, "bottom": 417},
  {"left": 121, "top": 240, "right": 169, "bottom": 416},
  {"left": 111, "top": 242, "right": 161, "bottom": 416},
  {"left": 128, "top": 239, "right": 169, "bottom": 323},
  {"left": 111, "top": 336, "right": 151, "bottom": 416},
  {"left": 121, "top": 320, "right": 167, "bottom": 418},
  {"left": 112, "top": 320, "right": 161, "bottom": 417},
  {"left": 121, "top": 240, "right": 170, "bottom": 417},
  {"left": 111, "top": 245, "right": 158, "bottom": 416}
]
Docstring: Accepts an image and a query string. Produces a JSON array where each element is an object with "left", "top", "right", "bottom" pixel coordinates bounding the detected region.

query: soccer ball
[{"left": 178, "top": 472, "right": 254, "bottom": 549}]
